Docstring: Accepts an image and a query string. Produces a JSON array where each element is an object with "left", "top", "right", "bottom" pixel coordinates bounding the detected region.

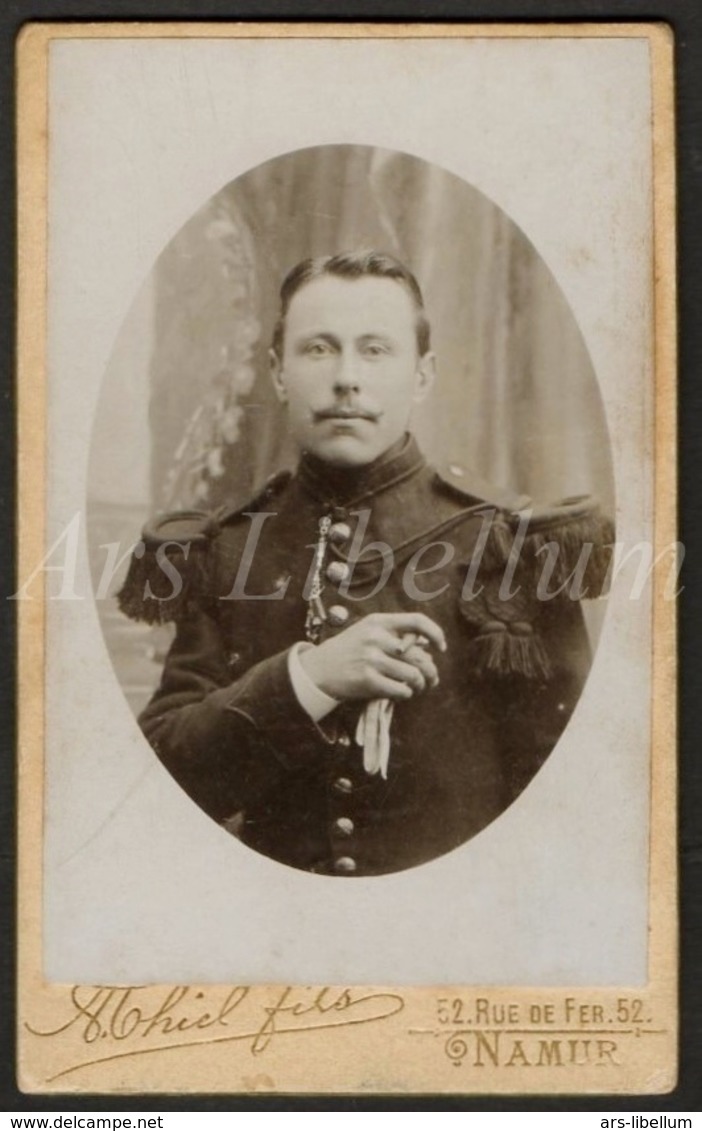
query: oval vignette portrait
[{"left": 87, "top": 144, "right": 615, "bottom": 878}]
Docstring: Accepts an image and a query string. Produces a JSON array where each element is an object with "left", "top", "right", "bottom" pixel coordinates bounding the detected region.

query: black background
[{"left": 1, "top": 0, "right": 699, "bottom": 1113}]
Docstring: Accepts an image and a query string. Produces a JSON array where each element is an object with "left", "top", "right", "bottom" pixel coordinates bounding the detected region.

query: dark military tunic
[{"left": 119, "top": 435, "right": 612, "bottom": 876}]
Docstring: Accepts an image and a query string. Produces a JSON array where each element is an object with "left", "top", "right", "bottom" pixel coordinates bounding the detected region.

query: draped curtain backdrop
[
  {"left": 147, "top": 146, "right": 614, "bottom": 516},
  {"left": 86, "top": 145, "right": 614, "bottom": 713}
]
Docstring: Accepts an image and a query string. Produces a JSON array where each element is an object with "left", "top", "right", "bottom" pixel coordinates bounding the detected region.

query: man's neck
[{"left": 297, "top": 434, "right": 425, "bottom": 506}]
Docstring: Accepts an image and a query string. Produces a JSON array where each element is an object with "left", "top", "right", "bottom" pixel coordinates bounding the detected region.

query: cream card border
[{"left": 16, "top": 21, "right": 677, "bottom": 1095}]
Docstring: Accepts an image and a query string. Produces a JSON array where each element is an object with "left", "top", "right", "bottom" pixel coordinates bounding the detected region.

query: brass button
[
  {"left": 334, "top": 817, "right": 354, "bottom": 836},
  {"left": 328, "top": 604, "right": 350, "bottom": 627},
  {"left": 333, "top": 776, "right": 353, "bottom": 794},
  {"left": 334, "top": 856, "right": 357, "bottom": 874},
  {"left": 329, "top": 522, "right": 352, "bottom": 544},
  {"left": 326, "top": 561, "right": 350, "bottom": 585},
  {"left": 337, "top": 733, "right": 351, "bottom": 748}
]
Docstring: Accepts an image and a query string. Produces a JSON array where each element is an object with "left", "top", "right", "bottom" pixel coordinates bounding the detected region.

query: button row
[{"left": 324, "top": 510, "right": 356, "bottom": 879}]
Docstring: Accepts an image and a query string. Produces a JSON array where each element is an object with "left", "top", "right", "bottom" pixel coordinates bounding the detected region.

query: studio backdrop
[{"left": 87, "top": 144, "right": 613, "bottom": 714}]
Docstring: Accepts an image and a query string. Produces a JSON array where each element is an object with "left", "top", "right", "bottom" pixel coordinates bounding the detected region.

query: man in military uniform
[{"left": 119, "top": 250, "right": 612, "bottom": 876}]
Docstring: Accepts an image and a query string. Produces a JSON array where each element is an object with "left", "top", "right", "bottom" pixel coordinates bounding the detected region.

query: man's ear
[
  {"left": 269, "top": 348, "right": 288, "bottom": 404},
  {"left": 413, "top": 351, "right": 437, "bottom": 404}
]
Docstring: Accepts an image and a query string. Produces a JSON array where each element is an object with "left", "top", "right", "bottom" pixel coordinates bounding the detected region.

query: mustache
[{"left": 313, "top": 405, "right": 383, "bottom": 423}]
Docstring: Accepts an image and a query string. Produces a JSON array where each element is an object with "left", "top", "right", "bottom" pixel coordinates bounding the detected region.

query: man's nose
[{"left": 333, "top": 349, "right": 362, "bottom": 395}]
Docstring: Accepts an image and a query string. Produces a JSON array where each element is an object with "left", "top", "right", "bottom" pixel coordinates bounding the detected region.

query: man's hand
[{"left": 298, "top": 612, "right": 446, "bottom": 703}]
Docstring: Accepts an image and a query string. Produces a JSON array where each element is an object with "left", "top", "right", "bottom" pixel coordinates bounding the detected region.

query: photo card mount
[{"left": 16, "top": 21, "right": 677, "bottom": 1095}]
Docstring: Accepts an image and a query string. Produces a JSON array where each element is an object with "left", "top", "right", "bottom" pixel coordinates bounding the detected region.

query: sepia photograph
[
  {"left": 16, "top": 23, "right": 676, "bottom": 1094},
  {"left": 93, "top": 144, "right": 614, "bottom": 876}
]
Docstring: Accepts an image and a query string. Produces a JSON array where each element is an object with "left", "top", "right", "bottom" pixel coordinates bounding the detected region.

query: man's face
[{"left": 270, "top": 274, "right": 436, "bottom": 468}]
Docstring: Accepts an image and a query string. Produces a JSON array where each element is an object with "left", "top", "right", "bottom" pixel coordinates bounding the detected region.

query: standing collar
[{"left": 297, "top": 433, "right": 426, "bottom": 507}]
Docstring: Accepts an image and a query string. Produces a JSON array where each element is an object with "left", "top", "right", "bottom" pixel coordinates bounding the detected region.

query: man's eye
[
  {"left": 363, "top": 343, "right": 389, "bottom": 358},
  {"left": 304, "top": 341, "right": 331, "bottom": 357}
]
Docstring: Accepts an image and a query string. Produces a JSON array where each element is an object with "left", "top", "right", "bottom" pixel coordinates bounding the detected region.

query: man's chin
[{"left": 306, "top": 434, "right": 387, "bottom": 469}]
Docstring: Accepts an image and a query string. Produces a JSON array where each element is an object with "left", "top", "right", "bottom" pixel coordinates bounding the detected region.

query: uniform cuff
[
  {"left": 223, "top": 650, "right": 338, "bottom": 769},
  {"left": 288, "top": 642, "right": 340, "bottom": 721}
]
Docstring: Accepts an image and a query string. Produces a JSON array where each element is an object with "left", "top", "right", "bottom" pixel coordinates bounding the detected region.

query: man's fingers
[
  {"left": 371, "top": 632, "right": 439, "bottom": 685},
  {"left": 373, "top": 628, "right": 417, "bottom": 657},
  {"left": 371, "top": 674, "right": 415, "bottom": 701},
  {"left": 375, "top": 612, "right": 447, "bottom": 652},
  {"left": 403, "top": 644, "right": 439, "bottom": 688},
  {"left": 377, "top": 655, "right": 427, "bottom": 692}
]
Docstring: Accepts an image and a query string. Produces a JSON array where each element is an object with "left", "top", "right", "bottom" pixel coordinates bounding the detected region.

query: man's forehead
[{"left": 284, "top": 274, "right": 417, "bottom": 334}]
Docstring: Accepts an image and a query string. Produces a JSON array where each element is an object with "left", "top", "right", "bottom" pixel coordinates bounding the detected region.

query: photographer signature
[{"left": 26, "top": 984, "right": 405, "bottom": 1082}]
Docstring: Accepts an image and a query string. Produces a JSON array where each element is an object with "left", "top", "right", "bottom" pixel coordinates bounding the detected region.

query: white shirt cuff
[{"left": 288, "top": 642, "right": 340, "bottom": 722}]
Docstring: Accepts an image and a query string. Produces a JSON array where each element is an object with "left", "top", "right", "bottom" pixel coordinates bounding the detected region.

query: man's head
[{"left": 270, "top": 251, "right": 436, "bottom": 468}]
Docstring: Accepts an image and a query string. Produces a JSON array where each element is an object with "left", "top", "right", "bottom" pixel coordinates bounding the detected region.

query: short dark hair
[{"left": 271, "top": 250, "right": 431, "bottom": 358}]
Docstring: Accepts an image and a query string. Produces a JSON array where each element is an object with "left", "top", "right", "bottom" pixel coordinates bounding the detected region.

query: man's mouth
[{"left": 314, "top": 407, "right": 382, "bottom": 423}]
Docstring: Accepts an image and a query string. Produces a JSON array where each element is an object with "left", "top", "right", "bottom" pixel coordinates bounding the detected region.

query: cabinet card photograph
[{"left": 16, "top": 22, "right": 677, "bottom": 1095}]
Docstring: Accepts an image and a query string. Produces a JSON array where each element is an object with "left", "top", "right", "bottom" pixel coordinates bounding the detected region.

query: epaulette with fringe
[
  {"left": 434, "top": 462, "right": 532, "bottom": 572},
  {"left": 509, "top": 494, "right": 615, "bottom": 598},
  {"left": 459, "top": 493, "right": 615, "bottom": 681},
  {"left": 117, "top": 471, "right": 293, "bottom": 625},
  {"left": 116, "top": 510, "right": 220, "bottom": 625}
]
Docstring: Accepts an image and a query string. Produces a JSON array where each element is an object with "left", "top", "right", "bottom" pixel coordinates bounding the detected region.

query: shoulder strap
[
  {"left": 434, "top": 462, "right": 532, "bottom": 513},
  {"left": 217, "top": 469, "right": 293, "bottom": 526}
]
